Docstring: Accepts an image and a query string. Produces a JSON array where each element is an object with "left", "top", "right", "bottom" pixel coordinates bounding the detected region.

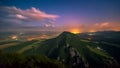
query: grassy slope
[
  {"left": 2, "top": 40, "right": 38, "bottom": 53},
  {"left": 0, "top": 32, "right": 119, "bottom": 67},
  {"left": 25, "top": 32, "right": 116, "bottom": 66}
]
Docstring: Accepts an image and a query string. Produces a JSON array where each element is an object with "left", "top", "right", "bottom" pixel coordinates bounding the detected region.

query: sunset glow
[
  {"left": 70, "top": 28, "right": 81, "bottom": 34},
  {"left": 0, "top": 0, "right": 120, "bottom": 68},
  {"left": 0, "top": 0, "right": 120, "bottom": 32},
  {"left": 89, "top": 30, "right": 96, "bottom": 32}
]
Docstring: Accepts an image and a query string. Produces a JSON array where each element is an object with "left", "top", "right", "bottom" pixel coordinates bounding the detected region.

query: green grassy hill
[{"left": 0, "top": 31, "right": 119, "bottom": 68}]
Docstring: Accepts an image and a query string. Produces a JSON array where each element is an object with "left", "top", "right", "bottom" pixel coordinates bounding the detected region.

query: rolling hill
[{"left": 0, "top": 31, "right": 120, "bottom": 68}]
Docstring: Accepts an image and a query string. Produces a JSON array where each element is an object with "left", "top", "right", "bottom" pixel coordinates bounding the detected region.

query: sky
[{"left": 0, "top": 0, "right": 120, "bottom": 33}]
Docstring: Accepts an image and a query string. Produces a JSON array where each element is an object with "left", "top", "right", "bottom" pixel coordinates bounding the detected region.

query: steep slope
[
  {"left": 78, "top": 31, "right": 120, "bottom": 64},
  {"left": 30, "top": 31, "right": 118, "bottom": 68}
]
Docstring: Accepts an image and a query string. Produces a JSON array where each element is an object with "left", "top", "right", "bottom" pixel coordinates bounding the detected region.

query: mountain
[
  {"left": 30, "top": 31, "right": 118, "bottom": 68},
  {"left": 78, "top": 31, "right": 120, "bottom": 64},
  {"left": 0, "top": 31, "right": 120, "bottom": 68},
  {"left": 78, "top": 31, "right": 120, "bottom": 44}
]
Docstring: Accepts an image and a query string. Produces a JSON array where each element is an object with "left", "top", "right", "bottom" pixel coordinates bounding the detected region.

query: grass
[
  {"left": 2, "top": 40, "right": 37, "bottom": 53},
  {"left": 0, "top": 41, "right": 20, "bottom": 45},
  {"left": 17, "top": 41, "right": 41, "bottom": 53},
  {"left": 0, "top": 42, "right": 19, "bottom": 49}
]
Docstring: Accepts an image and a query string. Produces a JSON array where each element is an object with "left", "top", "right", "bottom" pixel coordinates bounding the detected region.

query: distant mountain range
[{"left": 0, "top": 31, "right": 120, "bottom": 68}]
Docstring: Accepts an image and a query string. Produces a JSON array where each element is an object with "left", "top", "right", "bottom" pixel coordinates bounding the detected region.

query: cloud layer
[{"left": 0, "top": 6, "right": 59, "bottom": 27}]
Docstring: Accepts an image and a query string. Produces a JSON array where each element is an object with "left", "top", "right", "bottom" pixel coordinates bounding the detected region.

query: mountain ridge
[
  {"left": 1, "top": 31, "right": 119, "bottom": 68},
  {"left": 35, "top": 31, "right": 118, "bottom": 68}
]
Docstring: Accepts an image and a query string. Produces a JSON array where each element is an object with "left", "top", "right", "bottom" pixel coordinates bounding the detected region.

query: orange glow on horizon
[
  {"left": 89, "top": 30, "right": 95, "bottom": 32},
  {"left": 69, "top": 28, "right": 81, "bottom": 34}
]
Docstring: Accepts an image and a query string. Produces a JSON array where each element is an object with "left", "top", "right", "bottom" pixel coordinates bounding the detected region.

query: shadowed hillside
[{"left": 40, "top": 31, "right": 119, "bottom": 68}]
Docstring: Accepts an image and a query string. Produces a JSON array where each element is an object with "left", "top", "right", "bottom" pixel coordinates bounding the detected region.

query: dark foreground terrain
[{"left": 0, "top": 31, "right": 120, "bottom": 68}]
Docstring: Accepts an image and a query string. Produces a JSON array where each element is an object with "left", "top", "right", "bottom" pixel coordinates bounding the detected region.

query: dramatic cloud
[{"left": 0, "top": 6, "right": 59, "bottom": 27}]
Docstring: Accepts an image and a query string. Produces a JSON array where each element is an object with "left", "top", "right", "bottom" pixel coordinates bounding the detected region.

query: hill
[
  {"left": 0, "top": 31, "right": 120, "bottom": 68},
  {"left": 78, "top": 31, "right": 120, "bottom": 64}
]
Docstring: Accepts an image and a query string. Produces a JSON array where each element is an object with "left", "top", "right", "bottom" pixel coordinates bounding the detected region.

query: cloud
[
  {"left": 15, "top": 14, "right": 27, "bottom": 19},
  {"left": 100, "top": 22, "right": 109, "bottom": 27},
  {"left": 94, "top": 22, "right": 110, "bottom": 27},
  {"left": 88, "top": 22, "right": 116, "bottom": 31},
  {"left": 0, "top": 6, "right": 59, "bottom": 27},
  {"left": 44, "top": 23, "right": 55, "bottom": 28}
]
